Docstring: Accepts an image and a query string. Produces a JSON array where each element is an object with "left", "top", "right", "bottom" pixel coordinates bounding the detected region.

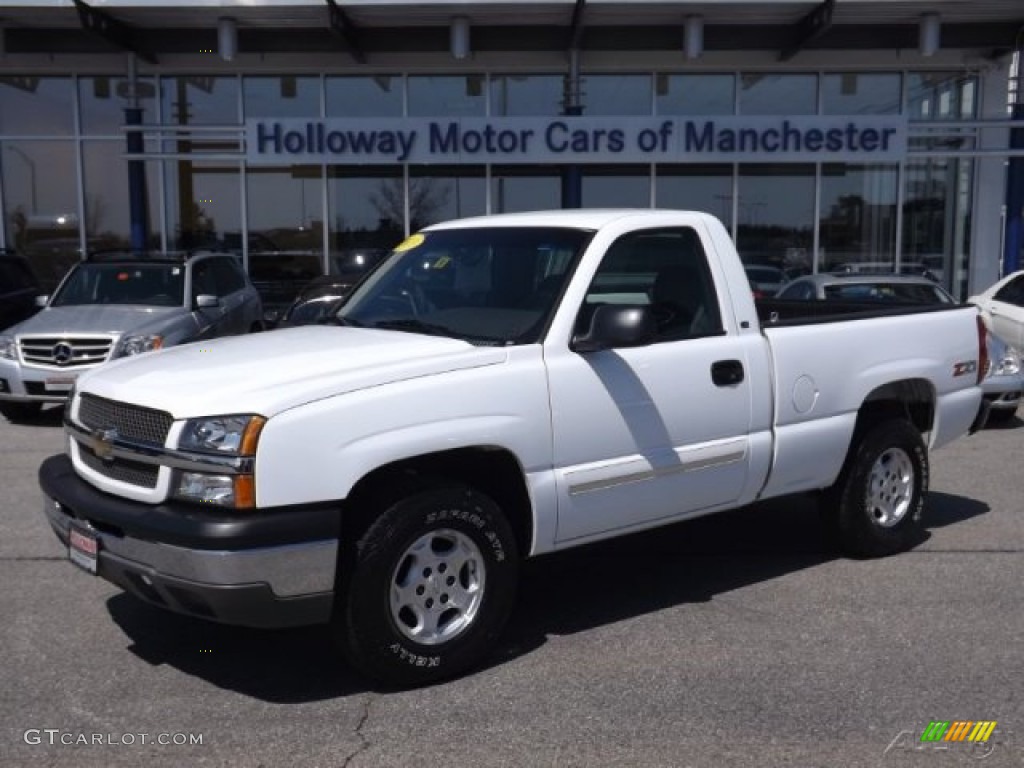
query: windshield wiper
[{"left": 372, "top": 318, "right": 499, "bottom": 343}]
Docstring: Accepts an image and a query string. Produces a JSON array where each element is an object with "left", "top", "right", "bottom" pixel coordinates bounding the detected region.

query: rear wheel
[
  {"left": 823, "top": 418, "right": 928, "bottom": 558},
  {"left": 336, "top": 485, "right": 519, "bottom": 688},
  {"left": 0, "top": 401, "right": 43, "bottom": 424}
]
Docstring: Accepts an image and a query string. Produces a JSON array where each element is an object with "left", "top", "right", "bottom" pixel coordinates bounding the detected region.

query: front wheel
[
  {"left": 823, "top": 418, "right": 928, "bottom": 558},
  {"left": 337, "top": 485, "right": 519, "bottom": 687}
]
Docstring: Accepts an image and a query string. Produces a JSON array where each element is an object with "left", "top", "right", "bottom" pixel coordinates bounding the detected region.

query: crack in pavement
[{"left": 341, "top": 693, "right": 375, "bottom": 768}]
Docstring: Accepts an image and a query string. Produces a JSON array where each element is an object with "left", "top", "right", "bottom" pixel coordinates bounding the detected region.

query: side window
[
  {"left": 578, "top": 227, "right": 723, "bottom": 342},
  {"left": 993, "top": 276, "right": 1024, "bottom": 307},
  {"left": 190, "top": 260, "right": 217, "bottom": 300},
  {"left": 211, "top": 258, "right": 245, "bottom": 295}
]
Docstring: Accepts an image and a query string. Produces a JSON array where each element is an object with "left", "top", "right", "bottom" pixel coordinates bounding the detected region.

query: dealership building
[{"left": 1, "top": 0, "right": 1022, "bottom": 299}]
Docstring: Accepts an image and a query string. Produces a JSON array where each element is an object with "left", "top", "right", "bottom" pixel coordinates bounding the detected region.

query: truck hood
[
  {"left": 78, "top": 327, "right": 508, "bottom": 418},
  {"left": 6, "top": 305, "right": 181, "bottom": 336}
]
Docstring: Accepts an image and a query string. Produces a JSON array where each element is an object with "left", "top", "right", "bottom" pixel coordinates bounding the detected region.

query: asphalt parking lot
[{"left": 2, "top": 405, "right": 1022, "bottom": 768}]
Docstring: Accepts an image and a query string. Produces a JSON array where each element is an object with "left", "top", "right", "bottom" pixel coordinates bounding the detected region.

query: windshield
[
  {"left": 51, "top": 263, "right": 185, "bottom": 307},
  {"left": 337, "top": 227, "right": 592, "bottom": 345}
]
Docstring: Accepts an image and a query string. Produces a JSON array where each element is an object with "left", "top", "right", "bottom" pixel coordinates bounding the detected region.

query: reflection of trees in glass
[{"left": 371, "top": 177, "right": 450, "bottom": 231}]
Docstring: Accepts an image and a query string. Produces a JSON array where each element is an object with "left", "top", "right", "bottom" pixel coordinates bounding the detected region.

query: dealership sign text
[{"left": 246, "top": 116, "right": 907, "bottom": 165}]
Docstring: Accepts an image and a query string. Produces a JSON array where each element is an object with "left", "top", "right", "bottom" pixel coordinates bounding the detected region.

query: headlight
[
  {"left": 993, "top": 348, "right": 1022, "bottom": 377},
  {"left": 175, "top": 473, "right": 255, "bottom": 509},
  {"left": 174, "top": 414, "right": 265, "bottom": 508},
  {"left": 0, "top": 334, "right": 15, "bottom": 360},
  {"left": 116, "top": 334, "right": 163, "bottom": 357},
  {"left": 178, "top": 415, "right": 265, "bottom": 454}
]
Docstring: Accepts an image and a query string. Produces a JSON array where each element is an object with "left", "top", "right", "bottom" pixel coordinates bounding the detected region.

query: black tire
[
  {"left": 0, "top": 401, "right": 43, "bottom": 424},
  {"left": 337, "top": 485, "right": 519, "bottom": 688},
  {"left": 823, "top": 418, "right": 928, "bottom": 558}
]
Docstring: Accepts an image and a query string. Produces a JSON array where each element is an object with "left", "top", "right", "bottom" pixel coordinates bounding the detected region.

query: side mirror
[
  {"left": 195, "top": 294, "right": 220, "bottom": 310},
  {"left": 34, "top": 295, "right": 49, "bottom": 307},
  {"left": 572, "top": 304, "right": 656, "bottom": 353}
]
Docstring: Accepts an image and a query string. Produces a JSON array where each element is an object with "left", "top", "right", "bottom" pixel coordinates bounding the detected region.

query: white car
[{"left": 970, "top": 270, "right": 1024, "bottom": 351}]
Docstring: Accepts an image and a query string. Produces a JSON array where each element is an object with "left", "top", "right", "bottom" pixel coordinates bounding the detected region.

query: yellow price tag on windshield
[{"left": 394, "top": 233, "right": 425, "bottom": 253}]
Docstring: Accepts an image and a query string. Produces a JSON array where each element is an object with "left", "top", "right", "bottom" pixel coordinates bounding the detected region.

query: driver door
[{"left": 545, "top": 227, "right": 754, "bottom": 544}]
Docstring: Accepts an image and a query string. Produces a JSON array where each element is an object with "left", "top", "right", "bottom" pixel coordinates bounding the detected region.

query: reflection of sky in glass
[
  {"left": 739, "top": 74, "right": 816, "bottom": 115},
  {"left": 327, "top": 76, "right": 403, "bottom": 117},
  {"left": 822, "top": 74, "right": 900, "bottom": 115},
  {"left": 160, "top": 76, "right": 240, "bottom": 125},
  {"left": 79, "top": 77, "right": 159, "bottom": 135},
  {"left": 584, "top": 75, "right": 652, "bottom": 116},
  {"left": 244, "top": 77, "right": 320, "bottom": 118},
  {"left": 741, "top": 165, "right": 811, "bottom": 236},
  {"left": 0, "top": 77, "right": 73, "bottom": 134},
  {"left": 409, "top": 171, "right": 486, "bottom": 227},
  {"left": 82, "top": 141, "right": 160, "bottom": 244},
  {"left": 656, "top": 75, "right": 735, "bottom": 116},
  {"left": 408, "top": 76, "right": 486, "bottom": 117},
  {"left": 2, "top": 140, "right": 77, "bottom": 221},
  {"left": 582, "top": 170, "right": 650, "bottom": 206},
  {"left": 492, "top": 175, "right": 560, "bottom": 213},
  {"left": 164, "top": 162, "right": 241, "bottom": 247},
  {"left": 656, "top": 166, "right": 733, "bottom": 229},
  {"left": 819, "top": 164, "right": 898, "bottom": 265},
  {"left": 328, "top": 170, "right": 403, "bottom": 237},
  {"left": 490, "top": 75, "right": 563, "bottom": 116},
  {"left": 247, "top": 167, "right": 322, "bottom": 230}
]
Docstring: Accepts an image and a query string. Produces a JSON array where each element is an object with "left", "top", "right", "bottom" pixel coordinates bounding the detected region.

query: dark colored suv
[{"left": 0, "top": 251, "right": 43, "bottom": 332}]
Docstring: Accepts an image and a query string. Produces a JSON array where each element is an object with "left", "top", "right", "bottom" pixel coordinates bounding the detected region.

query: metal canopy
[
  {"left": 0, "top": 1, "right": 1021, "bottom": 59},
  {"left": 324, "top": 0, "right": 366, "bottom": 63},
  {"left": 70, "top": 0, "right": 157, "bottom": 64},
  {"left": 779, "top": 0, "right": 835, "bottom": 62}
]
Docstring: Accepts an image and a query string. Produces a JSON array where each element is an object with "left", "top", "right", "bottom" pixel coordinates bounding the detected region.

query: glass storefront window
[
  {"left": 244, "top": 76, "right": 321, "bottom": 118},
  {"left": 655, "top": 74, "right": 735, "bottom": 116},
  {"left": 164, "top": 160, "right": 241, "bottom": 251},
  {"left": 0, "top": 77, "right": 74, "bottom": 135},
  {"left": 655, "top": 165, "right": 734, "bottom": 231},
  {"left": 246, "top": 165, "right": 324, "bottom": 254},
  {"left": 490, "top": 75, "right": 563, "bottom": 116},
  {"left": 408, "top": 76, "right": 486, "bottom": 117},
  {"left": 822, "top": 73, "right": 901, "bottom": 115},
  {"left": 328, "top": 166, "right": 404, "bottom": 250},
  {"left": 161, "top": 76, "right": 240, "bottom": 125},
  {"left": 582, "top": 75, "right": 652, "bottom": 116},
  {"left": 326, "top": 76, "right": 403, "bottom": 117},
  {"left": 902, "top": 157, "right": 973, "bottom": 299},
  {"left": 491, "top": 166, "right": 561, "bottom": 213},
  {"left": 82, "top": 141, "right": 161, "bottom": 251},
  {"left": 736, "top": 164, "right": 814, "bottom": 272},
  {"left": 79, "top": 76, "right": 159, "bottom": 135},
  {"left": 819, "top": 164, "right": 898, "bottom": 273},
  {"left": 907, "top": 72, "right": 978, "bottom": 121},
  {"left": 739, "top": 73, "right": 817, "bottom": 115},
  {"left": 581, "top": 167, "right": 651, "bottom": 207},
  {"left": 408, "top": 167, "right": 487, "bottom": 229},
  {"left": 2, "top": 139, "right": 80, "bottom": 291}
]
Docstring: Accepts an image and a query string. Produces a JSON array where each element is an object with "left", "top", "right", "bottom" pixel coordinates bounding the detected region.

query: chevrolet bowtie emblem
[{"left": 89, "top": 428, "right": 118, "bottom": 463}]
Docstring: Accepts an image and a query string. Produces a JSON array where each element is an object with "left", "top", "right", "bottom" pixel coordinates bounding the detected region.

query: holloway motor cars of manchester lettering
[{"left": 246, "top": 115, "right": 907, "bottom": 166}]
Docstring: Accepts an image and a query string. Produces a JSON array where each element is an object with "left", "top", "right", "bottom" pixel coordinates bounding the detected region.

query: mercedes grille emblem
[{"left": 53, "top": 342, "right": 73, "bottom": 366}]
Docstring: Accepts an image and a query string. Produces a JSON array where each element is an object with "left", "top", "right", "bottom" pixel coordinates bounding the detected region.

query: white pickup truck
[{"left": 39, "top": 210, "right": 989, "bottom": 687}]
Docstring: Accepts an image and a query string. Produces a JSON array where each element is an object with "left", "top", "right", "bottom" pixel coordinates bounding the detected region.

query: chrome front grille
[
  {"left": 78, "top": 445, "right": 159, "bottom": 489},
  {"left": 78, "top": 393, "right": 173, "bottom": 445},
  {"left": 20, "top": 336, "right": 113, "bottom": 367}
]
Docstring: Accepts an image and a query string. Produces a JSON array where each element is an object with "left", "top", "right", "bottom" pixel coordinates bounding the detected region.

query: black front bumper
[{"left": 39, "top": 454, "right": 339, "bottom": 628}]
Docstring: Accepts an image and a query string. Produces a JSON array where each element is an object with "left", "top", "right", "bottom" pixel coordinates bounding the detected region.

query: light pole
[{"left": 5, "top": 145, "right": 38, "bottom": 215}]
